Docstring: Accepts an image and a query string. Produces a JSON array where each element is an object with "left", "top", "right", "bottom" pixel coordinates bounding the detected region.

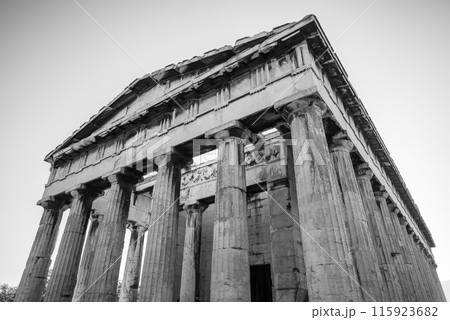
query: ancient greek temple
[{"left": 15, "top": 15, "right": 446, "bottom": 302}]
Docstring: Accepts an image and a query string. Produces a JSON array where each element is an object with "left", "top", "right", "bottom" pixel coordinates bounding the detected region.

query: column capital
[
  {"left": 373, "top": 186, "right": 388, "bottom": 200},
  {"left": 183, "top": 201, "right": 208, "bottom": 214},
  {"left": 153, "top": 147, "right": 188, "bottom": 168},
  {"left": 126, "top": 221, "right": 148, "bottom": 233},
  {"left": 204, "top": 120, "right": 258, "bottom": 143},
  {"left": 355, "top": 163, "right": 373, "bottom": 180},
  {"left": 373, "top": 191, "right": 388, "bottom": 200},
  {"left": 398, "top": 215, "right": 408, "bottom": 226},
  {"left": 66, "top": 184, "right": 102, "bottom": 199},
  {"left": 37, "top": 196, "right": 65, "bottom": 210},
  {"left": 387, "top": 203, "right": 401, "bottom": 215},
  {"left": 330, "top": 132, "right": 354, "bottom": 153},
  {"left": 274, "top": 96, "right": 327, "bottom": 123},
  {"left": 102, "top": 167, "right": 142, "bottom": 186},
  {"left": 406, "top": 225, "right": 414, "bottom": 235}
]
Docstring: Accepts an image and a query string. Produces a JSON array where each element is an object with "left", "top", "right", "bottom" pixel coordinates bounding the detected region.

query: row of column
[
  {"left": 274, "top": 96, "right": 445, "bottom": 302},
  {"left": 16, "top": 168, "right": 141, "bottom": 302},
  {"left": 16, "top": 97, "right": 445, "bottom": 302}
]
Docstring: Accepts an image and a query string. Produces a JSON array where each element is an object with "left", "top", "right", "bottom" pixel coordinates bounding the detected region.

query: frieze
[
  {"left": 181, "top": 163, "right": 217, "bottom": 189},
  {"left": 244, "top": 144, "right": 281, "bottom": 167},
  {"left": 180, "top": 144, "right": 283, "bottom": 190}
]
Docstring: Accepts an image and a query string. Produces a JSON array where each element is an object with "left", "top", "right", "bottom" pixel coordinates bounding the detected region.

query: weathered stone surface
[
  {"left": 355, "top": 163, "right": 401, "bottom": 301},
  {"left": 403, "top": 226, "right": 430, "bottom": 301},
  {"left": 330, "top": 137, "right": 384, "bottom": 302},
  {"left": 139, "top": 150, "right": 184, "bottom": 302},
  {"left": 426, "top": 257, "right": 447, "bottom": 302},
  {"left": 275, "top": 97, "right": 361, "bottom": 302},
  {"left": 267, "top": 148, "right": 307, "bottom": 302},
  {"left": 267, "top": 181, "right": 308, "bottom": 301},
  {"left": 409, "top": 233, "right": 433, "bottom": 301},
  {"left": 388, "top": 204, "right": 423, "bottom": 302},
  {"left": 119, "top": 223, "right": 146, "bottom": 302},
  {"left": 179, "top": 202, "right": 207, "bottom": 302},
  {"left": 198, "top": 205, "right": 215, "bottom": 302},
  {"left": 395, "top": 214, "right": 425, "bottom": 302},
  {"left": 420, "top": 247, "right": 440, "bottom": 302},
  {"left": 206, "top": 121, "right": 251, "bottom": 302},
  {"left": 418, "top": 242, "right": 440, "bottom": 301},
  {"left": 72, "top": 211, "right": 103, "bottom": 301},
  {"left": 82, "top": 168, "right": 141, "bottom": 302},
  {"left": 45, "top": 186, "right": 100, "bottom": 301},
  {"left": 15, "top": 197, "right": 64, "bottom": 302},
  {"left": 374, "top": 189, "right": 413, "bottom": 301}
]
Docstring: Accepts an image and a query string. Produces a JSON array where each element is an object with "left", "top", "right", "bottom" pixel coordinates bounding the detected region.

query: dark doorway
[{"left": 250, "top": 264, "right": 273, "bottom": 302}]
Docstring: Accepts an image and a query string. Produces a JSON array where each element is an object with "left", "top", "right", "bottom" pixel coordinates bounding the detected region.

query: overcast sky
[{"left": 1, "top": 0, "right": 449, "bottom": 292}]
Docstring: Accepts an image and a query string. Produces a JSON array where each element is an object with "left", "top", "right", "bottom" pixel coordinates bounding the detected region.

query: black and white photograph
[{"left": 0, "top": 0, "right": 449, "bottom": 318}]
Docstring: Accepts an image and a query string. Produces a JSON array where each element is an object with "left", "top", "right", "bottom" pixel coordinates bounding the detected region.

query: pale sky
[{"left": 1, "top": 0, "right": 449, "bottom": 291}]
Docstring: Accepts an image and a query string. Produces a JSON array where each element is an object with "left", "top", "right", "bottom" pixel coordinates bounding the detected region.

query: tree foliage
[{"left": 0, "top": 283, "right": 17, "bottom": 302}]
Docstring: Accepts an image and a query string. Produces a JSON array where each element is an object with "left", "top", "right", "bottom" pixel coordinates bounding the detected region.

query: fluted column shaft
[
  {"left": 267, "top": 178, "right": 308, "bottom": 302},
  {"left": 330, "top": 137, "right": 384, "bottom": 302},
  {"left": 180, "top": 203, "right": 207, "bottom": 302},
  {"left": 276, "top": 97, "right": 361, "bottom": 302},
  {"left": 15, "top": 197, "right": 64, "bottom": 301},
  {"left": 396, "top": 216, "right": 427, "bottom": 301},
  {"left": 389, "top": 205, "right": 422, "bottom": 302},
  {"left": 83, "top": 169, "right": 140, "bottom": 301},
  {"left": 139, "top": 151, "right": 183, "bottom": 302},
  {"left": 355, "top": 164, "right": 402, "bottom": 301},
  {"left": 422, "top": 248, "right": 441, "bottom": 301},
  {"left": 267, "top": 144, "right": 308, "bottom": 302},
  {"left": 427, "top": 259, "right": 447, "bottom": 301},
  {"left": 207, "top": 122, "right": 251, "bottom": 302},
  {"left": 412, "top": 238, "right": 434, "bottom": 301},
  {"left": 418, "top": 243, "right": 438, "bottom": 301},
  {"left": 44, "top": 186, "right": 99, "bottom": 301},
  {"left": 119, "top": 223, "right": 146, "bottom": 302},
  {"left": 72, "top": 211, "right": 103, "bottom": 301},
  {"left": 374, "top": 191, "right": 413, "bottom": 301},
  {"left": 406, "top": 229, "right": 431, "bottom": 301}
]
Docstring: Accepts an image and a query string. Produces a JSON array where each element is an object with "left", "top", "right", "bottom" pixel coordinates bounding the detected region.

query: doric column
[
  {"left": 267, "top": 177, "right": 308, "bottom": 302},
  {"left": 275, "top": 97, "right": 361, "bottom": 302},
  {"left": 72, "top": 211, "right": 103, "bottom": 301},
  {"left": 266, "top": 143, "right": 307, "bottom": 302},
  {"left": 411, "top": 234, "right": 433, "bottom": 301},
  {"left": 206, "top": 120, "right": 253, "bottom": 302},
  {"left": 396, "top": 215, "right": 427, "bottom": 301},
  {"left": 15, "top": 197, "right": 64, "bottom": 301},
  {"left": 405, "top": 227, "right": 431, "bottom": 301},
  {"left": 388, "top": 205, "right": 420, "bottom": 302},
  {"left": 373, "top": 190, "right": 408, "bottom": 301},
  {"left": 428, "top": 259, "right": 447, "bottom": 301},
  {"left": 355, "top": 164, "right": 402, "bottom": 301},
  {"left": 419, "top": 244, "right": 439, "bottom": 301},
  {"left": 83, "top": 168, "right": 141, "bottom": 302},
  {"left": 119, "top": 222, "right": 147, "bottom": 302},
  {"left": 179, "top": 202, "right": 207, "bottom": 302},
  {"left": 374, "top": 189, "right": 412, "bottom": 301},
  {"left": 424, "top": 249, "right": 443, "bottom": 301},
  {"left": 139, "top": 149, "right": 185, "bottom": 302},
  {"left": 330, "top": 135, "right": 384, "bottom": 302},
  {"left": 44, "top": 185, "right": 100, "bottom": 301}
]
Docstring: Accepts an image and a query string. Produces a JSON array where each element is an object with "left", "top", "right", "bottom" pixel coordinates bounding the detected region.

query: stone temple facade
[{"left": 16, "top": 15, "right": 446, "bottom": 302}]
